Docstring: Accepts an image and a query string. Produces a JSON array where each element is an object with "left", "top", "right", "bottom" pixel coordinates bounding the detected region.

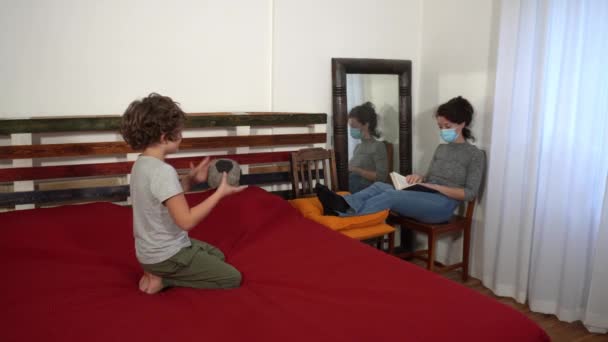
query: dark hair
[
  {"left": 120, "top": 93, "right": 186, "bottom": 150},
  {"left": 348, "top": 101, "right": 380, "bottom": 138},
  {"left": 435, "top": 96, "right": 475, "bottom": 141}
]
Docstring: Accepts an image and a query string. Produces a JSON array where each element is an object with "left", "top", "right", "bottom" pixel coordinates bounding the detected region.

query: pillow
[{"left": 289, "top": 194, "right": 389, "bottom": 232}]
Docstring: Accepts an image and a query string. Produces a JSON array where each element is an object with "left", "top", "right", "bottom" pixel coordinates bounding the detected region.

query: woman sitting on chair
[
  {"left": 348, "top": 102, "right": 389, "bottom": 193},
  {"left": 317, "top": 96, "right": 485, "bottom": 224}
]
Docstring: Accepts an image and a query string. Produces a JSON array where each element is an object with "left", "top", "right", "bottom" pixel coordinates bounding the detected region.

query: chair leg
[
  {"left": 427, "top": 232, "right": 436, "bottom": 272},
  {"left": 462, "top": 225, "right": 471, "bottom": 282},
  {"left": 388, "top": 232, "right": 395, "bottom": 255}
]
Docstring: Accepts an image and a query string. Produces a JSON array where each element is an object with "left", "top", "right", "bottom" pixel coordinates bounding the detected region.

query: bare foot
[
  {"left": 138, "top": 273, "right": 149, "bottom": 292},
  {"left": 139, "top": 272, "right": 163, "bottom": 294}
]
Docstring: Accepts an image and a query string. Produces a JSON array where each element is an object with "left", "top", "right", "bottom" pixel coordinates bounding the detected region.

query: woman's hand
[{"left": 405, "top": 174, "right": 424, "bottom": 184}]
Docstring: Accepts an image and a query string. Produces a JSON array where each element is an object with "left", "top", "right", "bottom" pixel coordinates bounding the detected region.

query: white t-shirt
[{"left": 130, "top": 156, "right": 191, "bottom": 264}]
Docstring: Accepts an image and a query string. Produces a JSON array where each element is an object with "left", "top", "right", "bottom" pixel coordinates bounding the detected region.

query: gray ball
[{"left": 207, "top": 158, "right": 241, "bottom": 188}]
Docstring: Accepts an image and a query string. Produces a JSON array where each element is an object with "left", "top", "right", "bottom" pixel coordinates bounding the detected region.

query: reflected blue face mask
[
  {"left": 440, "top": 128, "right": 458, "bottom": 143},
  {"left": 350, "top": 128, "right": 362, "bottom": 140}
]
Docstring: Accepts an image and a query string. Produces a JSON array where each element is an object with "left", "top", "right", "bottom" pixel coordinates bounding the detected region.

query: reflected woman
[{"left": 348, "top": 102, "right": 389, "bottom": 193}]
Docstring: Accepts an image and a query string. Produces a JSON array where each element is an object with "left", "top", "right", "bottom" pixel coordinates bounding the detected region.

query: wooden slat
[
  {"left": 0, "top": 185, "right": 131, "bottom": 206},
  {"left": 0, "top": 151, "right": 292, "bottom": 182},
  {"left": 0, "top": 117, "right": 121, "bottom": 135},
  {"left": 37, "top": 177, "right": 122, "bottom": 191},
  {"left": 0, "top": 172, "right": 291, "bottom": 206},
  {"left": 191, "top": 172, "right": 290, "bottom": 192},
  {"left": 187, "top": 113, "right": 325, "bottom": 129},
  {"left": 269, "top": 190, "right": 292, "bottom": 200},
  {"left": 248, "top": 164, "right": 290, "bottom": 174},
  {"left": 171, "top": 153, "right": 290, "bottom": 173},
  {"left": 0, "top": 163, "right": 130, "bottom": 183},
  {"left": 243, "top": 172, "right": 290, "bottom": 185},
  {"left": 0, "top": 113, "right": 326, "bottom": 135},
  {"left": 0, "top": 133, "right": 326, "bottom": 159}
]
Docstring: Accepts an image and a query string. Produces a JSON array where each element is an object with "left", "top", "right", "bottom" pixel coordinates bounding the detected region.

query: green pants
[{"left": 141, "top": 238, "right": 241, "bottom": 289}]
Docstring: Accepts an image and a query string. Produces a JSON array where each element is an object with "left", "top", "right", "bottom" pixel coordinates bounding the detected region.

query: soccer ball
[{"left": 207, "top": 158, "right": 241, "bottom": 189}]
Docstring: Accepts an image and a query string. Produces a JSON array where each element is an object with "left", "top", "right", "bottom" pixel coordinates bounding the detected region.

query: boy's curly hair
[{"left": 120, "top": 93, "right": 186, "bottom": 150}]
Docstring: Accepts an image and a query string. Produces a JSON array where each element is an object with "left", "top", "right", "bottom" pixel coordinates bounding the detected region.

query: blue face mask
[
  {"left": 440, "top": 128, "right": 458, "bottom": 143},
  {"left": 350, "top": 128, "right": 362, "bottom": 140}
]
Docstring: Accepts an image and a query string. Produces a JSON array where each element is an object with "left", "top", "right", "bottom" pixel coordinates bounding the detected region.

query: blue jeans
[
  {"left": 348, "top": 173, "right": 372, "bottom": 194},
  {"left": 342, "top": 182, "right": 459, "bottom": 224}
]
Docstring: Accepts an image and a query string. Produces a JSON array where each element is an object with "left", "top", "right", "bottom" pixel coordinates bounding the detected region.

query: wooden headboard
[{"left": 0, "top": 112, "right": 327, "bottom": 210}]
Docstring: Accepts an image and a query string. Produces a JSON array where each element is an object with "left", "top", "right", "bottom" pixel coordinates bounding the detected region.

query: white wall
[
  {"left": 271, "top": 0, "right": 421, "bottom": 135},
  {"left": 0, "top": 0, "right": 271, "bottom": 117},
  {"left": 1, "top": 0, "right": 421, "bottom": 119},
  {"left": 416, "top": 0, "right": 498, "bottom": 168},
  {"left": 415, "top": 0, "right": 500, "bottom": 265}
]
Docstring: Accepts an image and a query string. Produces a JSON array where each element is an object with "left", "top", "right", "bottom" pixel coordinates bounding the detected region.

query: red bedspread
[{"left": 0, "top": 187, "right": 548, "bottom": 341}]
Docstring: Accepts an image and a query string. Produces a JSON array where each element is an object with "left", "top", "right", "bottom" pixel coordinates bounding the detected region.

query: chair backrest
[
  {"left": 463, "top": 199, "right": 476, "bottom": 222},
  {"left": 290, "top": 148, "right": 338, "bottom": 198}
]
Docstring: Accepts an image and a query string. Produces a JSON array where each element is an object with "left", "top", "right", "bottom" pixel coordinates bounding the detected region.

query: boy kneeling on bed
[{"left": 120, "top": 93, "right": 246, "bottom": 294}]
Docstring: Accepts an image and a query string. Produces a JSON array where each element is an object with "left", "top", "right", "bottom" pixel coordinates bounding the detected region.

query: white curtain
[{"left": 478, "top": 0, "right": 608, "bottom": 333}]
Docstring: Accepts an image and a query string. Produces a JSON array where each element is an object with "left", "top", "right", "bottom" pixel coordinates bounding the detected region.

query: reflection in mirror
[
  {"left": 346, "top": 74, "right": 399, "bottom": 174},
  {"left": 331, "top": 58, "right": 412, "bottom": 192}
]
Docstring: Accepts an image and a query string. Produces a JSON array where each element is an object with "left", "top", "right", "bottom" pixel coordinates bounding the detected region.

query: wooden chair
[
  {"left": 290, "top": 147, "right": 395, "bottom": 253},
  {"left": 387, "top": 200, "right": 476, "bottom": 281},
  {"left": 290, "top": 148, "right": 339, "bottom": 198}
]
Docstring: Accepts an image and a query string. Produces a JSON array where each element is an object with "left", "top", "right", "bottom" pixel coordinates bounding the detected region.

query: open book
[
  {"left": 390, "top": 172, "right": 440, "bottom": 194},
  {"left": 389, "top": 172, "right": 414, "bottom": 190}
]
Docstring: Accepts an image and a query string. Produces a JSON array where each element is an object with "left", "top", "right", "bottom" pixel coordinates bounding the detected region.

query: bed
[{"left": 0, "top": 113, "right": 549, "bottom": 341}]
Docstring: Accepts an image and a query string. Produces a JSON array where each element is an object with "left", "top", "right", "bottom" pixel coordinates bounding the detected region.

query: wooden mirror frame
[{"left": 331, "top": 58, "right": 413, "bottom": 191}]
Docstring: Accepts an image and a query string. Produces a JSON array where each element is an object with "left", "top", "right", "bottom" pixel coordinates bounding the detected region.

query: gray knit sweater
[
  {"left": 425, "top": 142, "right": 485, "bottom": 202},
  {"left": 349, "top": 138, "right": 389, "bottom": 183}
]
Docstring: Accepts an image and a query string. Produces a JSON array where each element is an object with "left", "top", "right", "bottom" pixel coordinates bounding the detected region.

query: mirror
[
  {"left": 332, "top": 58, "right": 413, "bottom": 191},
  {"left": 346, "top": 74, "right": 399, "bottom": 171}
]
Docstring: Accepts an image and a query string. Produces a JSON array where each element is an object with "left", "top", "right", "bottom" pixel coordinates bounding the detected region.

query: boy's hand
[
  {"left": 188, "top": 156, "right": 211, "bottom": 184},
  {"left": 216, "top": 172, "right": 247, "bottom": 198}
]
